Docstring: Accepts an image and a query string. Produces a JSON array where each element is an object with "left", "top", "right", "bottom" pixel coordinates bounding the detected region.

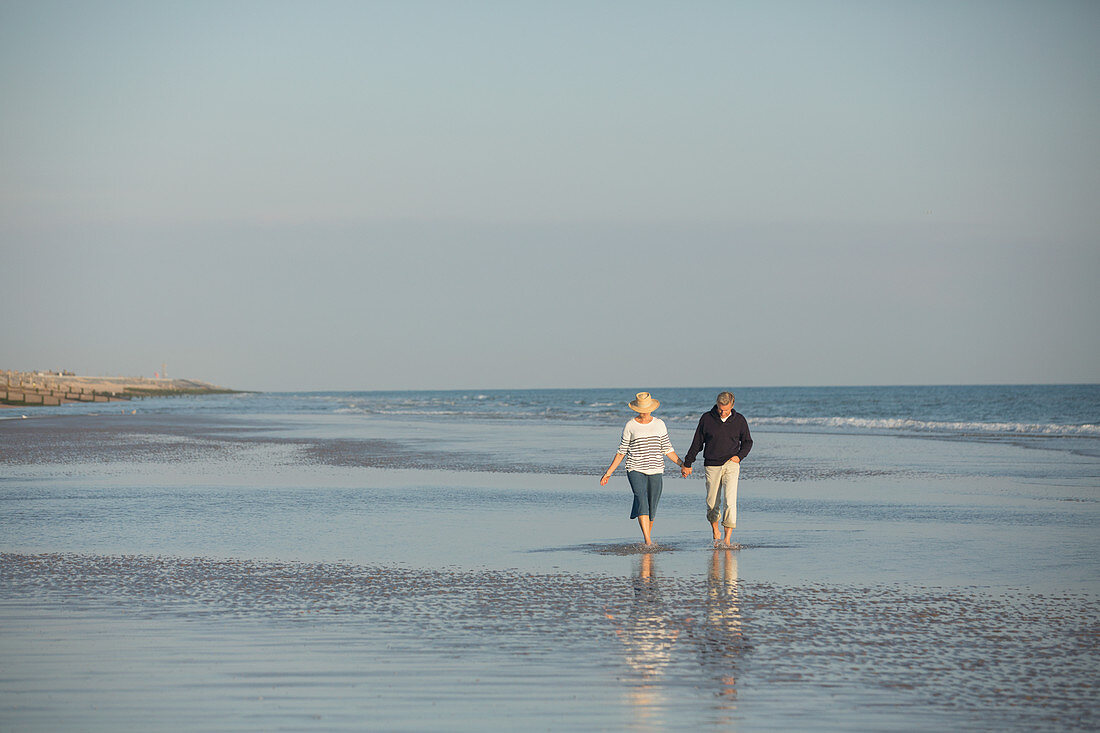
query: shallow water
[
  {"left": 3, "top": 552, "right": 1096, "bottom": 731},
  {"left": 2, "top": 402, "right": 1098, "bottom": 730}
]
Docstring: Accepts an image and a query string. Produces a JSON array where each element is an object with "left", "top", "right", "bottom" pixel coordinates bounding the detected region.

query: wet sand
[
  {"left": 2, "top": 552, "right": 1096, "bottom": 731},
  {"left": 2, "top": 410, "right": 1098, "bottom": 730}
]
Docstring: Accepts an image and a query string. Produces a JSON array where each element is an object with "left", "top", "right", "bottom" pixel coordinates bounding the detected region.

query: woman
[{"left": 600, "top": 392, "right": 684, "bottom": 546}]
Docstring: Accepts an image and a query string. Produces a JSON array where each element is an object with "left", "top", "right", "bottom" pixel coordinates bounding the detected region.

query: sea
[{"left": 1, "top": 385, "right": 1098, "bottom": 731}]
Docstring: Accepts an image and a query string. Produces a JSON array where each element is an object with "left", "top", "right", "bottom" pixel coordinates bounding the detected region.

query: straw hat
[{"left": 629, "top": 392, "right": 660, "bottom": 413}]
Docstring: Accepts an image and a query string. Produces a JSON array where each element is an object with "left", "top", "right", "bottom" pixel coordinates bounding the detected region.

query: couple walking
[{"left": 600, "top": 391, "right": 753, "bottom": 547}]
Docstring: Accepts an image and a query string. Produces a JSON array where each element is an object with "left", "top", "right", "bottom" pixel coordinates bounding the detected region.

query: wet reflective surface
[
  {"left": 2, "top": 551, "right": 1096, "bottom": 731},
  {"left": 2, "top": 410, "right": 1098, "bottom": 730}
]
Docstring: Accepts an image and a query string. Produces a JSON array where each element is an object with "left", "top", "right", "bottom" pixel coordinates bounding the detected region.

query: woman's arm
[
  {"left": 600, "top": 453, "right": 625, "bottom": 485},
  {"left": 660, "top": 430, "right": 682, "bottom": 468}
]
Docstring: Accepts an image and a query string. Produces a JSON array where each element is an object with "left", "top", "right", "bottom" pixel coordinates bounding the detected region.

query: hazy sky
[{"left": 2, "top": 0, "right": 1098, "bottom": 391}]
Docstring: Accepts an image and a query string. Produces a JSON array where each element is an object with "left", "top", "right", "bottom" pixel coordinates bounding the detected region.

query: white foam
[{"left": 753, "top": 416, "right": 1100, "bottom": 437}]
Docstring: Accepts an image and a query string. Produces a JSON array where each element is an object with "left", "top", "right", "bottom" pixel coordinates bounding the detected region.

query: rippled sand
[
  {"left": 3, "top": 410, "right": 1097, "bottom": 730},
  {"left": 2, "top": 552, "right": 1096, "bottom": 731},
  {"left": 0, "top": 413, "right": 917, "bottom": 481}
]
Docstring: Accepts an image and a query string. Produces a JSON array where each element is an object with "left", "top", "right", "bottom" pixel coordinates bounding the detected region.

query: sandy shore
[
  {"left": 3, "top": 550, "right": 1097, "bottom": 731},
  {"left": 2, "top": 401, "right": 1097, "bottom": 730}
]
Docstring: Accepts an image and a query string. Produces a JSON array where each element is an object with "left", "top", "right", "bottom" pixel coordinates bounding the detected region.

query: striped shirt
[{"left": 617, "top": 417, "right": 675, "bottom": 475}]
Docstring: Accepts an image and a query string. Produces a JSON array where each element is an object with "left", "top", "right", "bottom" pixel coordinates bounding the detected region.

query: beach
[
  {"left": 5, "top": 0, "right": 1098, "bottom": 728},
  {"left": 1, "top": 387, "right": 1098, "bottom": 730}
]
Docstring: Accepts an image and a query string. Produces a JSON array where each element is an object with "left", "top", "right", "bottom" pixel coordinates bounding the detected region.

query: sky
[{"left": 2, "top": 0, "right": 1098, "bottom": 391}]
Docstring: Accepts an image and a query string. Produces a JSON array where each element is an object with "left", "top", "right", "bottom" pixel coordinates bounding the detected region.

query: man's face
[{"left": 718, "top": 402, "right": 733, "bottom": 419}]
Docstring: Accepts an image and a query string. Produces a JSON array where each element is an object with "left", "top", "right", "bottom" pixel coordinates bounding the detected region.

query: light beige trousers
[{"left": 704, "top": 461, "right": 740, "bottom": 528}]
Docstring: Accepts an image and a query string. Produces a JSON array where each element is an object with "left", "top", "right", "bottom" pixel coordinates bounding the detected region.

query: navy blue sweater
[{"left": 683, "top": 406, "right": 753, "bottom": 468}]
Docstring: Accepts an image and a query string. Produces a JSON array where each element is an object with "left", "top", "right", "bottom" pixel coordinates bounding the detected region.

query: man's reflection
[{"left": 701, "top": 548, "right": 744, "bottom": 708}]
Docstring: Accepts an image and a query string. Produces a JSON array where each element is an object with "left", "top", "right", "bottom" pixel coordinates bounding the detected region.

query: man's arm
[
  {"left": 683, "top": 416, "right": 706, "bottom": 468},
  {"left": 737, "top": 417, "right": 753, "bottom": 461}
]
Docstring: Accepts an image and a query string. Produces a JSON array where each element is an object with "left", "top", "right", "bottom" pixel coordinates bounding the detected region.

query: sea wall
[{"left": 0, "top": 370, "right": 236, "bottom": 407}]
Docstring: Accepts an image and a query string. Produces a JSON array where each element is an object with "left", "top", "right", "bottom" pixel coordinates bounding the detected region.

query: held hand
[
  {"left": 681, "top": 466, "right": 692, "bottom": 477},
  {"left": 600, "top": 475, "right": 610, "bottom": 486}
]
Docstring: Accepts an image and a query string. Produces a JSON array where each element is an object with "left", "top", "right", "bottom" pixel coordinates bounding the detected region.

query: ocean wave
[
  {"left": 325, "top": 406, "right": 1099, "bottom": 437},
  {"left": 754, "top": 416, "right": 1100, "bottom": 437},
  {"left": 333, "top": 407, "right": 473, "bottom": 417}
]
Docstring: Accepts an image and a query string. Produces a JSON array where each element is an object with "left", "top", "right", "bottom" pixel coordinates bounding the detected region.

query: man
[{"left": 681, "top": 391, "right": 753, "bottom": 548}]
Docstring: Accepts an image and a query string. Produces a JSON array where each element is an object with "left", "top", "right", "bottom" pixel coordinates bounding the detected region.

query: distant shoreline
[{"left": 1, "top": 370, "right": 240, "bottom": 407}]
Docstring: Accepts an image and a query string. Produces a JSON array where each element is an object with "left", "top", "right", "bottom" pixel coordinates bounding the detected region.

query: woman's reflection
[{"left": 607, "top": 552, "right": 679, "bottom": 726}]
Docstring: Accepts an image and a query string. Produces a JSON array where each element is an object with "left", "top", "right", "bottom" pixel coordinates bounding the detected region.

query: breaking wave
[{"left": 754, "top": 416, "right": 1100, "bottom": 437}]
